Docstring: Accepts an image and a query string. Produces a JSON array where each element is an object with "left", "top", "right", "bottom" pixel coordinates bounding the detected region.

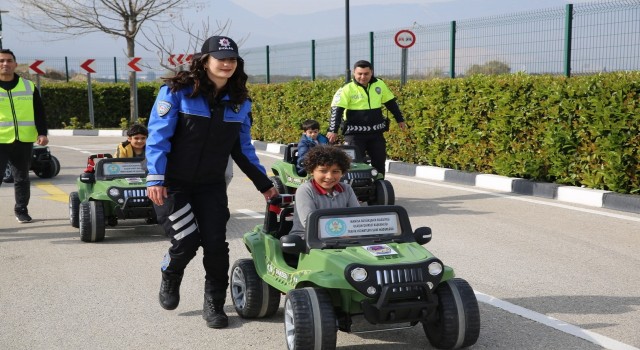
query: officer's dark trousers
[
  {"left": 0, "top": 141, "right": 33, "bottom": 214},
  {"left": 344, "top": 132, "right": 387, "bottom": 175},
  {"left": 154, "top": 181, "right": 230, "bottom": 300}
]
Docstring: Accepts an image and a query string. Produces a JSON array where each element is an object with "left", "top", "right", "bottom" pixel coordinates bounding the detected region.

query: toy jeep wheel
[
  {"left": 69, "top": 192, "right": 80, "bottom": 228},
  {"left": 284, "top": 287, "right": 337, "bottom": 350},
  {"left": 270, "top": 175, "right": 287, "bottom": 194},
  {"left": 231, "top": 259, "right": 281, "bottom": 318},
  {"left": 368, "top": 179, "right": 395, "bottom": 205},
  {"left": 79, "top": 201, "right": 106, "bottom": 242},
  {"left": 423, "top": 278, "right": 480, "bottom": 349},
  {"left": 35, "top": 156, "right": 61, "bottom": 178}
]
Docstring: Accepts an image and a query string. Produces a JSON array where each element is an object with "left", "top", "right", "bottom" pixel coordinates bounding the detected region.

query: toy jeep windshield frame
[
  {"left": 304, "top": 205, "right": 416, "bottom": 251},
  {"left": 95, "top": 158, "right": 147, "bottom": 181}
]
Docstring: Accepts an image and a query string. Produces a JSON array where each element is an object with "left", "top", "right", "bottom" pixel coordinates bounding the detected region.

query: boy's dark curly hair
[
  {"left": 304, "top": 145, "right": 351, "bottom": 173},
  {"left": 127, "top": 124, "right": 148, "bottom": 137}
]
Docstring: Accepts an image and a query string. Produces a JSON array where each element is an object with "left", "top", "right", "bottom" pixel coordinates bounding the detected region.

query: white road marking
[
  {"left": 476, "top": 292, "right": 640, "bottom": 350},
  {"left": 236, "top": 209, "right": 263, "bottom": 219}
]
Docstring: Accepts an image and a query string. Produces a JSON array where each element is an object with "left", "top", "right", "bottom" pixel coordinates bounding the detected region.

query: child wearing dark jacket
[{"left": 296, "top": 119, "right": 329, "bottom": 175}]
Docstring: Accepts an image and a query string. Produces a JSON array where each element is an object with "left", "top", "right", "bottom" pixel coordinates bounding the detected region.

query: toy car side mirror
[
  {"left": 413, "top": 227, "right": 432, "bottom": 245},
  {"left": 280, "top": 234, "right": 305, "bottom": 255},
  {"left": 80, "top": 172, "right": 95, "bottom": 184}
]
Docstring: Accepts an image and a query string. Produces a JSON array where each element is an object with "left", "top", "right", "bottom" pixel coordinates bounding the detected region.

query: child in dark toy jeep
[
  {"left": 295, "top": 119, "right": 329, "bottom": 175},
  {"left": 289, "top": 145, "right": 360, "bottom": 238}
]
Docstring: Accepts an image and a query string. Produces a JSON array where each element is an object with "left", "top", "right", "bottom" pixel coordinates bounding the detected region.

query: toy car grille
[
  {"left": 124, "top": 189, "right": 148, "bottom": 203},
  {"left": 343, "top": 171, "right": 371, "bottom": 180},
  {"left": 375, "top": 266, "right": 425, "bottom": 292}
]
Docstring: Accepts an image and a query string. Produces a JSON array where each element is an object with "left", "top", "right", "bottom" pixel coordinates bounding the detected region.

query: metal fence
[{"left": 17, "top": 0, "right": 640, "bottom": 84}]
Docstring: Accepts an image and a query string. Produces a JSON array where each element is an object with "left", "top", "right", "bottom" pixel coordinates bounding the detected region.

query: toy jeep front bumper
[
  {"left": 345, "top": 260, "right": 444, "bottom": 324},
  {"left": 360, "top": 282, "right": 439, "bottom": 324}
]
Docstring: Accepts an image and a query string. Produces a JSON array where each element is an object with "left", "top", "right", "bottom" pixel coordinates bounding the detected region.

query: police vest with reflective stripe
[
  {"left": 331, "top": 78, "right": 395, "bottom": 134},
  {"left": 0, "top": 78, "right": 38, "bottom": 143}
]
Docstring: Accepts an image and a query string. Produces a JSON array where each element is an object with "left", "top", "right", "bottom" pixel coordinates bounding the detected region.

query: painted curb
[{"left": 50, "top": 129, "right": 126, "bottom": 137}]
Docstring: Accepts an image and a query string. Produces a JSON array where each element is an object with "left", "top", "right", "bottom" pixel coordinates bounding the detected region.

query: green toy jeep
[
  {"left": 269, "top": 143, "right": 395, "bottom": 205},
  {"left": 68, "top": 154, "right": 155, "bottom": 242},
  {"left": 230, "top": 195, "right": 480, "bottom": 350}
]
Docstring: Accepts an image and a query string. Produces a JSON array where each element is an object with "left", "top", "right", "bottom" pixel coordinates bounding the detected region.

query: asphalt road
[{"left": 1, "top": 136, "right": 639, "bottom": 350}]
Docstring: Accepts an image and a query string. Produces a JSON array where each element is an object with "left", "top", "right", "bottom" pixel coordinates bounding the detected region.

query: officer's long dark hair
[{"left": 163, "top": 53, "right": 249, "bottom": 105}]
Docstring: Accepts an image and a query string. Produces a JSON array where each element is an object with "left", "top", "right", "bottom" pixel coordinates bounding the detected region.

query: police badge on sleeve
[{"left": 157, "top": 101, "right": 172, "bottom": 117}]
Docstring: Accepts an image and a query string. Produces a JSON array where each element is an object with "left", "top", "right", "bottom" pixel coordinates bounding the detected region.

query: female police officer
[{"left": 146, "top": 36, "right": 277, "bottom": 329}]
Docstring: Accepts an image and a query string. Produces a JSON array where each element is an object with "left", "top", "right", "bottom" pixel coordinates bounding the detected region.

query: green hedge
[
  {"left": 41, "top": 82, "right": 160, "bottom": 128},
  {"left": 40, "top": 72, "right": 640, "bottom": 194}
]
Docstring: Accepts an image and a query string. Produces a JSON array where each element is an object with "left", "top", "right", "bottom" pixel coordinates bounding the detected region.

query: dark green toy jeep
[{"left": 269, "top": 143, "right": 395, "bottom": 205}]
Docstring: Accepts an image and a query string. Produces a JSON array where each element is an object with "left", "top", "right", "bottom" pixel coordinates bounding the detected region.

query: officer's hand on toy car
[
  {"left": 36, "top": 135, "right": 49, "bottom": 146},
  {"left": 147, "top": 185, "right": 168, "bottom": 206},
  {"left": 262, "top": 187, "right": 279, "bottom": 201}
]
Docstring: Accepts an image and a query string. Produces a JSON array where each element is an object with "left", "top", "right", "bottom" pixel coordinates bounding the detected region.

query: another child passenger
[
  {"left": 115, "top": 124, "right": 148, "bottom": 158},
  {"left": 289, "top": 145, "right": 360, "bottom": 237},
  {"left": 296, "top": 119, "right": 329, "bottom": 175}
]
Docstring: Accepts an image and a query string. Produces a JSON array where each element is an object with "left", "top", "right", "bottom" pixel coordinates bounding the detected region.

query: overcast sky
[{"left": 1, "top": 0, "right": 595, "bottom": 59}]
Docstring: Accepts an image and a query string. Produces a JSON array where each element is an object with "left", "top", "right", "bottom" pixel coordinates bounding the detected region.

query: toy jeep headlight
[
  {"left": 350, "top": 267, "right": 368, "bottom": 282},
  {"left": 108, "top": 187, "right": 121, "bottom": 198},
  {"left": 370, "top": 169, "right": 378, "bottom": 177},
  {"left": 107, "top": 187, "right": 125, "bottom": 203},
  {"left": 428, "top": 262, "right": 443, "bottom": 276}
]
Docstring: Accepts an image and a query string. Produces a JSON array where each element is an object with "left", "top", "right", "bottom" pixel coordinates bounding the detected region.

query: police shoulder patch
[
  {"left": 157, "top": 101, "right": 172, "bottom": 117},
  {"left": 375, "top": 87, "right": 382, "bottom": 94}
]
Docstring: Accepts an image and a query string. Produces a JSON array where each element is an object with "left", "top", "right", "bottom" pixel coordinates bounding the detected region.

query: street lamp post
[
  {"left": 0, "top": 10, "right": 9, "bottom": 50},
  {"left": 345, "top": 0, "right": 350, "bottom": 83}
]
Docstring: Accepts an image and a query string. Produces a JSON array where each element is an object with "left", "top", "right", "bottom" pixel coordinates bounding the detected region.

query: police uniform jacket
[
  {"left": 146, "top": 84, "right": 272, "bottom": 192},
  {"left": 328, "top": 77, "right": 404, "bottom": 135}
]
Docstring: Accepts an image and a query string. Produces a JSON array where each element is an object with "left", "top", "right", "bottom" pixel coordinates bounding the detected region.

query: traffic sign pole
[
  {"left": 80, "top": 59, "right": 97, "bottom": 127},
  {"left": 127, "top": 57, "right": 143, "bottom": 122},
  {"left": 401, "top": 48, "right": 408, "bottom": 86}
]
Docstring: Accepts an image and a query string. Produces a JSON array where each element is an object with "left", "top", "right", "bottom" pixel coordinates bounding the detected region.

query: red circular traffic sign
[{"left": 394, "top": 29, "right": 416, "bottom": 49}]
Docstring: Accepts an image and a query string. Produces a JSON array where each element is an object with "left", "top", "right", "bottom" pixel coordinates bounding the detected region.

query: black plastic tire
[
  {"left": 69, "top": 192, "right": 80, "bottom": 228},
  {"left": 369, "top": 179, "right": 395, "bottom": 205},
  {"left": 284, "top": 287, "right": 337, "bottom": 350},
  {"left": 423, "top": 278, "right": 481, "bottom": 349},
  {"left": 270, "top": 175, "right": 287, "bottom": 194},
  {"left": 231, "top": 259, "right": 281, "bottom": 318},
  {"left": 79, "top": 201, "right": 106, "bottom": 242},
  {"left": 35, "top": 156, "right": 61, "bottom": 178},
  {"left": 51, "top": 156, "right": 61, "bottom": 177}
]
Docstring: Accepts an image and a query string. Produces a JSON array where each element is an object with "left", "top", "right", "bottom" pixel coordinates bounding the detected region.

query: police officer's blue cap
[{"left": 201, "top": 36, "right": 239, "bottom": 59}]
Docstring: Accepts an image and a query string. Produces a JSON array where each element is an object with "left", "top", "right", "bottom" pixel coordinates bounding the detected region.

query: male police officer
[
  {"left": 327, "top": 60, "right": 406, "bottom": 174},
  {"left": 0, "top": 49, "right": 48, "bottom": 223}
]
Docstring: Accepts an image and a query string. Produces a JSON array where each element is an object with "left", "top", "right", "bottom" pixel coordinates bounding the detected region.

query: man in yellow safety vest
[{"left": 0, "top": 49, "right": 49, "bottom": 223}]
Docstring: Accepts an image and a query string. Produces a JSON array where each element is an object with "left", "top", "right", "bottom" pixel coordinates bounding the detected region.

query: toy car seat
[
  {"left": 84, "top": 154, "right": 113, "bottom": 173},
  {"left": 263, "top": 194, "right": 295, "bottom": 239},
  {"left": 284, "top": 143, "right": 299, "bottom": 165}
]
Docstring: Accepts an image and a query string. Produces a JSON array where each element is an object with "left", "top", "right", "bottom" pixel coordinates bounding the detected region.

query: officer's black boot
[
  {"left": 203, "top": 294, "right": 228, "bottom": 328},
  {"left": 159, "top": 272, "right": 183, "bottom": 310}
]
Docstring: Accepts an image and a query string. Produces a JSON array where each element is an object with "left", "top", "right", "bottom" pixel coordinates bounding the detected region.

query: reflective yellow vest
[
  {"left": 0, "top": 78, "right": 38, "bottom": 143},
  {"left": 330, "top": 77, "right": 395, "bottom": 134}
]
